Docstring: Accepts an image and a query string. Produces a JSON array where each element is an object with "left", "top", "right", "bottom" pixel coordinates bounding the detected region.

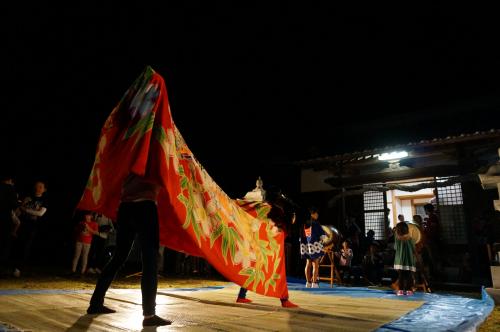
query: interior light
[{"left": 378, "top": 151, "right": 408, "bottom": 161}]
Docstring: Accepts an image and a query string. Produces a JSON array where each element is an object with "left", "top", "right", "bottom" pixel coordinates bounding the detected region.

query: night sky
[{"left": 2, "top": 6, "right": 500, "bottom": 218}]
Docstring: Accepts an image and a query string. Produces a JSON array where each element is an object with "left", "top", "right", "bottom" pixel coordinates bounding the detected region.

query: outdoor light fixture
[{"left": 378, "top": 151, "right": 408, "bottom": 161}]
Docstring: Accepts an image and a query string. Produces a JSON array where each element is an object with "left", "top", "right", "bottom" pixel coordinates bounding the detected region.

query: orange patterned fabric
[{"left": 78, "top": 67, "right": 288, "bottom": 299}]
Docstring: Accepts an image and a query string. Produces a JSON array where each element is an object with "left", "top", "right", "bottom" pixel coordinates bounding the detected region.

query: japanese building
[{"left": 297, "top": 129, "right": 500, "bottom": 285}]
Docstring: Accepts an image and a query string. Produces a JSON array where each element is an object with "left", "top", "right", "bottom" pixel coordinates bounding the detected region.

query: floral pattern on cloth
[{"left": 78, "top": 67, "right": 288, "bottom": 299}]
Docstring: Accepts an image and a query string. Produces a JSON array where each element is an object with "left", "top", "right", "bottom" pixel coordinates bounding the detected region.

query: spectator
[
  {"left": 345, "top": 217, "right": 361, "bottom": 262},
  {"left": 360, "top": 229, "right": 375, "bottom": 257},
  {"left": 0, "top": 175, "right": 18, "bottom": 274},
  {"left": 88, "top": 213, "right": 114, "bottom": 274},
  {"left": 423, "top": 203, "right": 440, "bottom": 278},
  {"left": 366, "top": 229, "right": 375, "bottom": 245},
  {"left": 412, "top": 215, "right": 423, "bottom": 227},
  {"left": 103, "top": 219, "right": 117, "bottom": 262},
  {"left": 72, "top": 212, "right": 98, "bottom": 275},
  {"left": 413, "top": 214, "right": 430, "bottom": 291},
  {"left": 429, "top": 189, "right": 438, "bottom": 209},
  {"left": 363, "top": 242, "right": 384, "bottom": 285},
  {"left": 423, "top": 204, "right": 440, "bottom": 244},
  {"left": 393, "top": 221, "right": 416, "bottom": 296},
  {"left": 300, "top": 206, "right": 326, "bottom": 288},
  {"left": 12, "top": 181, "right": 48, "bottom": 277},
  {"left": 336, "top": 240, "right": 353, "bottom": 284}
]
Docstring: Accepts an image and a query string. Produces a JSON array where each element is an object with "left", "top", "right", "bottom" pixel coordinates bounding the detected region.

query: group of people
[
  {"left": 294, "top": 202, "right": 441, "bottom": 297},
  {"left": 0, "top": 175, "right": 48, "bottom": 278},
  {"left": 71, "top": 212, "right": 115, "bottom": 276},
  {"left": 387, "top": 204, "right": 441, "bottom": 296},
  {"left": 1, "top": 169, "right": 443, "bottom": 326}
]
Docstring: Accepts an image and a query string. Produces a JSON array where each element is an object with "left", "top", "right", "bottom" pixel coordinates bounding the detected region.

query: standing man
[
  {"left": 13, "top": 181, "right": 48, "bottom": 277},
  {"left": 87, "top": 174, "right": 171, "bottom": 327}
]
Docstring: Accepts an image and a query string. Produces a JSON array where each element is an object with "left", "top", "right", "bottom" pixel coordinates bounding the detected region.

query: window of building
[{"left": 363, "top": 190, "right": 386, "bottom": 240}]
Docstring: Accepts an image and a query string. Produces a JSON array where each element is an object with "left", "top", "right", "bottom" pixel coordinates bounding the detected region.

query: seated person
[{"left": 336, "top": 240, "right": 353, "bottom": 284}]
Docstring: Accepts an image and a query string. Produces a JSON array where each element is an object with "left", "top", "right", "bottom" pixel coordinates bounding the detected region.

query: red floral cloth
[{"left": 78, "top": 67, "right": 288, "bottom": 299}]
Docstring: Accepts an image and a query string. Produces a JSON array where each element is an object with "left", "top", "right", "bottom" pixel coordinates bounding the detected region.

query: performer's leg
[
  {"left": 304, "top": 259, "right": 311, "bottom": 283},
  {"left": 89, "top": 204, "right": 135, "bottom": 311},
  {"left": 397, "top": 270, "right": 404, "bottom": 290},
  {"left": 236, "top": 287, "right": 252, "bottom": 303},
  {"left": 312, "top": 259, "right": 319, "bottom": 283},
  {"left": 136, "top": 201, "right": 159, "bottom": 317},
  {"left": 279, "top": 289, "right": 299, "bottom": 308},
  {"left": 238, "top": 287, "right": 248, "bottom": 299},
  {"left": 136, "top": 201, "right": 172, "bottom": 327},
  {"left": 72, "top": 242, "right": 83, "bottom": 273},
  {"left": 406, "top": 271, "right": 414, "bottom": 293},
  {"left": 408, "top": 271, "right": 415, "bottom": 294}
]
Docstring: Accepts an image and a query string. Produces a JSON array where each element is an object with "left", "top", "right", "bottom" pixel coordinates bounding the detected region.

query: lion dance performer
[{"left": 79, "top": 67, "right": 297, "bottom": 327}]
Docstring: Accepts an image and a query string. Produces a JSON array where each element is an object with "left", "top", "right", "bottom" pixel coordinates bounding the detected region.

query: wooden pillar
[
  {"left": 341, "top": 187, "right": 346, "bottom": 226},
  {"left": 383, "top": 185, "right": 389, "bottom": 240}
]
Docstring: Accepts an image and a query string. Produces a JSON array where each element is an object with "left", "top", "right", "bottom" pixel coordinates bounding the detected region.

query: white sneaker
[
  {"left": 312, "top": 283, "right": 319, "bottom": 288},
  {"left": 13, "top": 268, "right": 20, "bottom": 278},
  {"left": 95, "top": 268, "right": 102, "bottom": 274},
  {"left": 87, "top": 268, "right": 96, "bottom": 274},
  {"left": 305, "top": 282, "right": 312, "bottom": 288}
]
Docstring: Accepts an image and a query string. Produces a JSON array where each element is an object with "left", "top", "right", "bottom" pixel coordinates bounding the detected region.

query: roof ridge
[{"left": 297, "top": 128, "right": 500, "bottom": 164}]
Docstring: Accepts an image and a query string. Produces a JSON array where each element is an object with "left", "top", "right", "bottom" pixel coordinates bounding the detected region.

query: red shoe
[
  {"left": 236, "top": 297, "right": 252, "bottom": 303},
  {"left": 281, "top": 300, "right": 299, "bottom": 308}
]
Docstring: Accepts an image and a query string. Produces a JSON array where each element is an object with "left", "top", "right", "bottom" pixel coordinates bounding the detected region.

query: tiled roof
[{"left": 297, "top": 129, "right": 500, "bottom": 166}]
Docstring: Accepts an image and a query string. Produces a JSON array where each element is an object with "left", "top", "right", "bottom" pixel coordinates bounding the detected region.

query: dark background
[{"left": 1, "top": 5, "right": 500, "bottom": 250}]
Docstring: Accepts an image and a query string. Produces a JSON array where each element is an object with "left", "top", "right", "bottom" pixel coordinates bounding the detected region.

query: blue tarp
[
  {"left": 286, "top": 277, "right": 494, "bottom": 332},
  {"left": 377, "top": 287, "right": 494, "bottom": 332}
]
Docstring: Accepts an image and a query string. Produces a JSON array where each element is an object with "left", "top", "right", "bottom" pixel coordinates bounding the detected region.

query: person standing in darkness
[{"left": 0, "top": 175, "right": 18, "bottom": 274}]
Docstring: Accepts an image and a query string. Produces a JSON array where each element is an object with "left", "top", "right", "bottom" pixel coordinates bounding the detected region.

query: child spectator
[
  {"left": 300, "top": 206, "right": 326, "bottom": 288},
  {"left": 72, "top": 212, "right": 98, "bottom": 275},
  {"left": 394, "top": 221, "right": 416, "bottom": 296},
  {"left": 336, "top": 240, "right": 353, "bottom": 284}
]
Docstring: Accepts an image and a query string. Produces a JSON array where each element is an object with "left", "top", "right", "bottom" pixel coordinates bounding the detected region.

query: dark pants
[
  {"left": 397, "top": 270, "right": 414, "bottom": 291},
  {"left": 238, "top": 287, "right": 288, "bottom": 301},
  {"left": 0, "top": 222, "right": 14, "bottom": 274},
  {"left": 13, "top": 219, "right": 38, "bottom": 269},
  {"left": 89, "top": 201, "right": 159, "bottom": 316},
  {"left": 339, "top": 265, "right": 351, "bottom": 283},
  {"left": 89, "top": 236, "right": 106, "bottom": 270}
]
